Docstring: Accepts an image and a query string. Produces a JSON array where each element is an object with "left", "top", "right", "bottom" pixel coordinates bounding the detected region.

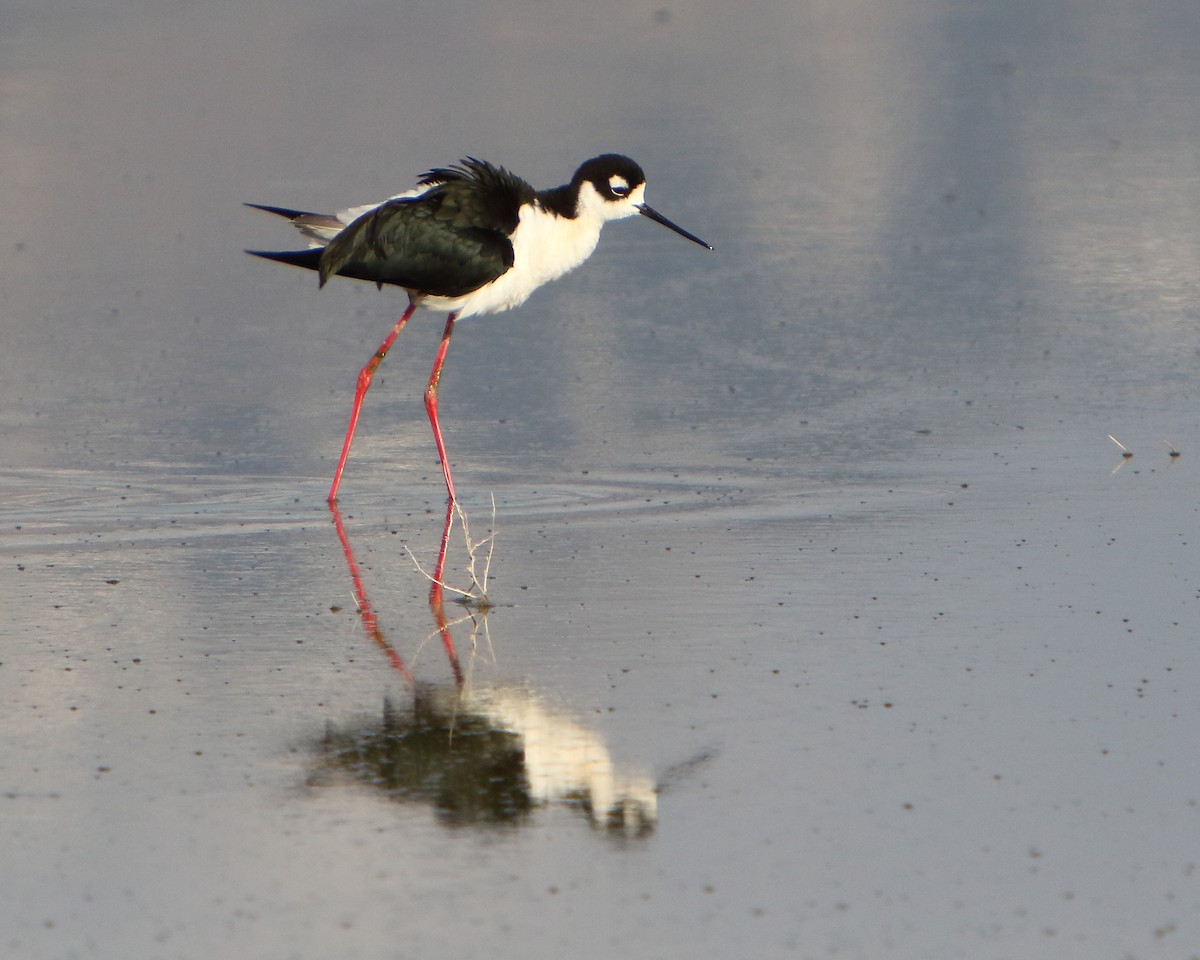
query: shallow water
[{"left": 4, "top": 1, "right": 1200, "bottom": 958}]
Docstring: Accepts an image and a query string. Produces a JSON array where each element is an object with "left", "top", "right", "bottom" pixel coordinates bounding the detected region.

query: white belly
[{"left": 420, "top": 203, "right": 604, "bottom": 319}]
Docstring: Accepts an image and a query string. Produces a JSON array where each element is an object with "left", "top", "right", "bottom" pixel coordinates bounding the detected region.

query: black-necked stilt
[{"left": 247, "top": 154, "right": 711, "bottom": 505}]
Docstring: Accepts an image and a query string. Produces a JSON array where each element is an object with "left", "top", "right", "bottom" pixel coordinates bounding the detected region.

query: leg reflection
[{"left": 329, "top": 500, "right": 463, "bottom": 685}]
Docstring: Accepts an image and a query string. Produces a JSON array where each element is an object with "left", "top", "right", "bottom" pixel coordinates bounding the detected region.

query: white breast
[{"left": 421, "top": 201, "right": 607, "bottom": 319}]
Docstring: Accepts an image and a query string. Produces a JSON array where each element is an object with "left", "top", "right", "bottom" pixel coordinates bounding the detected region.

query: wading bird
[{"left": 246, "top": 154, "right": 711, "bottom": 508}]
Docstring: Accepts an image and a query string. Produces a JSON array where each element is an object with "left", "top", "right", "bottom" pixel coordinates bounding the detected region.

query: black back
[{"left": 316, "top": 158, "right": 534, "bottom": 296}]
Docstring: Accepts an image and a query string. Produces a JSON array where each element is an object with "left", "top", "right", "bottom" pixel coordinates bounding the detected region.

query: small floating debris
[{"left": 1108, "top": 434, "right": 1133, "bottom": 458}]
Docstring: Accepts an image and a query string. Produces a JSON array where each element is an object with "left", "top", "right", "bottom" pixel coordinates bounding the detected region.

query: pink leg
[
  {"left": 430, "top": 495, "right": 456, "bottom": 605},
  {"left": 424, "top": 312, "right": 459, "bottom": 503},
  {"left": 328, "top": 302, "right": 419, "bottom": 503},
  {"left": 425, "top": 313, "right": 458, "bottom": 591}
]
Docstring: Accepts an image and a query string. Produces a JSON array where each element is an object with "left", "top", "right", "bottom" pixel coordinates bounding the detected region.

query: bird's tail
[
  {"left": 244, "top": 202, "right": 346, "bottom": 246},
  {"left": 243, "top": 248, "right": 324, "bottom": 272}
]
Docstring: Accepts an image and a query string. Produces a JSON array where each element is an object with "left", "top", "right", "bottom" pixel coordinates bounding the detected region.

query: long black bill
[{"left": 638, "top": 204, "right": 713, "bottom": 250}]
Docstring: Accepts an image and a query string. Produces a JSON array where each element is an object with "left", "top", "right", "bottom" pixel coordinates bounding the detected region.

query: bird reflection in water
[
  {"left": 308, "top": 686, "right": 657, "bottom": 836},
  {"left": 318, "top": 501, "right": 657, "bottom": 837}
]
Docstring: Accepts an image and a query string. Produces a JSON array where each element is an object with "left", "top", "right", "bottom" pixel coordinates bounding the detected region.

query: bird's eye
[
  {"left": 608, "top": 176, "right": 631, "bottom": 198},
  {"left": 611, "top": 184, "right": 630, "bottom": 197}
]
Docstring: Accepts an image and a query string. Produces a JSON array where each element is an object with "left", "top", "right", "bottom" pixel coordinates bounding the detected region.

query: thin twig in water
[
  {"left": 1107, "top": 434, "right": 1132, "bottom": 457},
  {"left": 406, "top": 494, "right": 498, "bottom": 603},
  {"left": 411, "top": 604, "right": 491, "bottom": 662}
]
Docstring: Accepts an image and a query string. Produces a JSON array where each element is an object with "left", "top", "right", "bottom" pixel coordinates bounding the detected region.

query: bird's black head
[
  {"left": 572, "top": 154, "right": 648, "bottom": 202},
  {"left": 568, "top": 154, "right": 711, "bottom": 249},
  {"left": 539, "top": 153, "right": 710, "bottom": 248}
]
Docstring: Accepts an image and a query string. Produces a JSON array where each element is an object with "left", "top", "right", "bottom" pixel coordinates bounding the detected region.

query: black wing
[{"left": 317, "top": 159, "right": 534, "bottom": 297}]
